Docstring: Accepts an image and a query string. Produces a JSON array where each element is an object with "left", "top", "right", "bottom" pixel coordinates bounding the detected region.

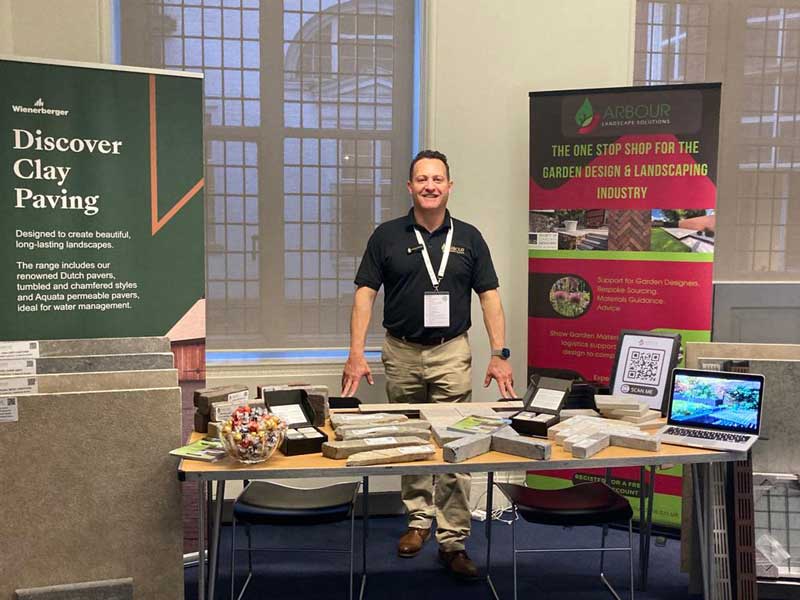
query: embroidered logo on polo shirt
[{"left": 448, "top": 245, "right": 466, "bottom": 255}]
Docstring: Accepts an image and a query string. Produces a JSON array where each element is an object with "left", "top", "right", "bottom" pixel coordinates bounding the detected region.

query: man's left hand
[{"left": 484, "top": 356, "right": 515, "bottom": 398}]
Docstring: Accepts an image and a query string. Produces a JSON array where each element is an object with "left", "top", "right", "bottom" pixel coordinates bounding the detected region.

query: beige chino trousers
[{"left": 381, "top": 332, "right": 472, "bottom": 552}]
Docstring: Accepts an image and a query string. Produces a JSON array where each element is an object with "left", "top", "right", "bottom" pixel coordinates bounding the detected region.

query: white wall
[
  {"left": 423, "top": 0, "right": 636, "bottom": 400},
  {"left": 2, "top": 0, "right": 111, "bottom": 63},
  {"left": 0, "top": 0, "right": 13, "bottom": 55}
]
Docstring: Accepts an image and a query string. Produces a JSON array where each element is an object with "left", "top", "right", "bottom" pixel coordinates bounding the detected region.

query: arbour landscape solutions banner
[
  {"left": 527, "top": 83, "right": 721, "bottom": 528},
  {"left": 0, "top": 58, "right": 204, "bottom": 340}
]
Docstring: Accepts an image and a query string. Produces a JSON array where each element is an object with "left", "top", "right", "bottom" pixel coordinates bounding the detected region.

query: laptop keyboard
[{"left": 664, "top": 427, "right": 750, "bottom": 443}]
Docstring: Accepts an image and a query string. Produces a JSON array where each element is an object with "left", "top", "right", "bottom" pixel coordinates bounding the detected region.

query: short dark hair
[{"left": 409, "top": 149, "right": 450, "bottom": 181}]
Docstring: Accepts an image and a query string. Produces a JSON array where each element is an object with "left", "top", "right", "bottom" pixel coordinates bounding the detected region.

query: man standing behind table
[{"left": 341, "top": 149, "right": 515, "bottom": 580}]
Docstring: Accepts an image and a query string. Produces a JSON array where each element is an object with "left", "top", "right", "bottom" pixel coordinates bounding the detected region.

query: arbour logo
[
  {"left": 11, "top": 97, "right": 69, "bottom": 117},
  {"left": 575, "top": 98, "right": 601, "bottom": 134}
]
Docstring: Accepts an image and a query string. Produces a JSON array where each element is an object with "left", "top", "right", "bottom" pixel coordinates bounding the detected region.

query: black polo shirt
[{"left": 354, "top": 208, "right": 499, "bottom": 342}]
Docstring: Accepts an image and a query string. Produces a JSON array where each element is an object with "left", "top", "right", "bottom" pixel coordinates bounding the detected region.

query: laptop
[{"left": 657, "top": 368, "right": 764, "bottom": 452}]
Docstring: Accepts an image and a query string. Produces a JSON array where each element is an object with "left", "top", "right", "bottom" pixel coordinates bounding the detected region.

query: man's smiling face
[{"left": 407, "top": 158, "right": 452, "bottom": 213}]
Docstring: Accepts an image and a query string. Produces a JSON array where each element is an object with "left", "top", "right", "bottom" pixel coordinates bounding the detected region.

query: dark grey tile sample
[{"left": 35, "top": 353, "right": 174, "bottom": 374}]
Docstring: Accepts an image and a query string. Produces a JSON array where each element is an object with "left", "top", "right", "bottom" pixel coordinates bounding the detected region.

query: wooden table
[{"left": 179, "top": 431, "right": 744, "bottom": 600}]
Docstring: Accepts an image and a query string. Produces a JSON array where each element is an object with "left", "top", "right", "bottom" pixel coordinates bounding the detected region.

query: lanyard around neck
[{"left": 413, "top": 219, "right": 454, "bottom": 291}]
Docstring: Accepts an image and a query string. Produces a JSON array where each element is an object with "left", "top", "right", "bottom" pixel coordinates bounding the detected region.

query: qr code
[
  {"left": 6, "top": 398, "right": 16, "bottom": 406},
  {"left": 623, "top": 348, "right": 665, "bottom": 385}
]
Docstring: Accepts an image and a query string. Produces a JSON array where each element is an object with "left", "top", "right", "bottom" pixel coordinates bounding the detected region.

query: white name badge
[{"left": 424, "top": 292, "right": 450, "bottom": 328}]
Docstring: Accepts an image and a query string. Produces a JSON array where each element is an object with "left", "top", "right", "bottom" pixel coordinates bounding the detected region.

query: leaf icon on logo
[{"left": 575, "top": 98, "right": 594, "bottom": 128}]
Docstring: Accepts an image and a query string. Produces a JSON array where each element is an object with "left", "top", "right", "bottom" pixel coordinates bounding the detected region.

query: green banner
[{"left": 0, "top": 58, "right": 204, "bottom": 340}]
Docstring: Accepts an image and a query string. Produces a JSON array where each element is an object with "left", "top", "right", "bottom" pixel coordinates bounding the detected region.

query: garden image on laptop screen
[{"left": 670, "top": 371, "right": 763, "bottom": 433}]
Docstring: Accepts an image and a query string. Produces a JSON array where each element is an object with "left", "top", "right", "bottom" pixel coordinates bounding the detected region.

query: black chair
[
  {"left": 494, "top": 481, "right": 634, "bottom": 600},
  {"left": 230, "top": 480, "right": 363, "bottom": 600}
]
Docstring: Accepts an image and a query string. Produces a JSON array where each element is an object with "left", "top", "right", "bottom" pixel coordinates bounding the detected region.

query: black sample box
[
  {"left": 511, "top": 375, "right": 573, "bottom": 438},
  {"left": 263, "top": 389, "right": 328, "bottom": 456}
]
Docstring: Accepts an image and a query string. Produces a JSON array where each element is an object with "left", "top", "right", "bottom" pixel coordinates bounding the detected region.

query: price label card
[
  {"left": 269, "top": 404, "right": 308, "bottom": 427},
  {"left": 364, "top": 436, "right": 397, "bottom": 445},
  {"left": 227, "top": 390, "right": 249, "bottom": 402},
  {"left": 0, "top": 359, "right": 36, "bottom": 377},
  {"left": 0, "top": 341, "right": 39, "bottom": 360},
  {"left": 398, "top": 444, "right": 433, "bottom": 454},
  {"left": 0, "top": 377, "right": 37, "bottom": 395},
  {"left": 0, "top": 397, "right": 19, "bottom": 423},
  {"left": 531, "top": 388, "right": 564, "bottom": 413}
]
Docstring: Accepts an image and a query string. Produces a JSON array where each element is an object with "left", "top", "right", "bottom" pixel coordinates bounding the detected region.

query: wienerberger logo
[{"left": 11, "top": 97, "right": 70, "bottom": 117}]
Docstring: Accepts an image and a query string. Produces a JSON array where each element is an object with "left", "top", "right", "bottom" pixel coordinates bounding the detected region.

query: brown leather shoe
[
  {"left": 398, "top": 527, "right": 431, "bottom": 557},
  {"left": 438, "top": 549, "right": 479, "bottom": 580}
]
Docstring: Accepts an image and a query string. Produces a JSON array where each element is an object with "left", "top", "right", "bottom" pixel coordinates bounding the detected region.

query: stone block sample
[
  {"left": 491, "top": 429, "right": 552, "bottom": 460},
  {"left": 346, "top": 444, "right": 436, "bottom": 466},
  {"left": 600, "top": 401, "right": 649, "bottom": 418},
  {"left": 303, "top": 385, "right": 329, "bottom": 426},
  {"left": 207, "top": 421, "right": 223, "bottom": 438},
  {"left": 618, "top": 410, "right": 661, "bottom": 424},
  {"left": 210, "top": 400, "right": 266, "bottom": 422},
  {"left": 335, "top": 419, "right": 430, "bottom": 435},
  {"left": 322, "top": 436, "right": 428, "bottom": 459},
  {"left": 337, "top": 425, "right": 431, "bottom": 441},
  {"left": 563, "top": 432, "right": 592, "bottom": 452},
  {"left": 594, "top": 395, "right": 640, "bottom": 411},
  {"left": 608, "top": 431, "right": 662, "bottom": 452},
  {"left": 442, "top": 434, "right": 492, "bottom": 463},
  {"left": 559, "top": 408, "right": 601, "bottom": 418},
  {"left": 193, "top": 385, "right": 249, "bottom": 415},
  {"left": 572, "top": 433, "right": 611, "bottom": 458},
  {"left": 431, "top": 424, "right": 467, "bottom": 447},
  {"left": 550, "top": 414, "right": 661, "bottom": 454},
  {"left": 194, "top": 410, "right": 209, "bottom": 433},
  {"left": 15, "top": 578, "right": 133, "bottom": 599},
  {"left": 329, "top": 412, "right": 408, "bottom": 428},
  {"left": 555, "top": 420, "right": 601, "bottom": 445}
]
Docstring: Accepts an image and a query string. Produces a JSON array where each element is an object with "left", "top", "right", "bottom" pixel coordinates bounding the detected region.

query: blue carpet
[{"left": 185, "top": 514, "right": 699, "bottom": 599}]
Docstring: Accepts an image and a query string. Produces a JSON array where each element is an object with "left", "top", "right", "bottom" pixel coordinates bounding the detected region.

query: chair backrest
[{"left": 239, "top": 480, "right": 360, "bottom": 510}]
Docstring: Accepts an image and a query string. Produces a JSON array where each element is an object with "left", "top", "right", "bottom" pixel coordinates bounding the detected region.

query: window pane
[{"left": 122, "top": 0, "right": 412, "bottom": 345}]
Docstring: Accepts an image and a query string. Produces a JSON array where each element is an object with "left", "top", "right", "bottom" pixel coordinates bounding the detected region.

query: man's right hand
[{"left": 341, "top": 353, "right": 374, "bottom": 396}]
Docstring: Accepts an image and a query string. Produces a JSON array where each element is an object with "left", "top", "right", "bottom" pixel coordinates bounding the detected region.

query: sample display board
[
  {"left": 0, "top": 58, "right": 204, "bottom": 340},
  {"left": 527, "top": 84, "right": 721, "bottom": 528}
]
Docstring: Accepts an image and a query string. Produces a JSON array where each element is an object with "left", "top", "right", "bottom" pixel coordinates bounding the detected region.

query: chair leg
[
  {"left": 231, "top": 524, "right": 253, "bottom": 600},
  {"left": 230, "top": 518, "right": 236, "bottom": 600},
  {"left": 628, "top": 519, "right": 635, "bottom": 600},
  {"left": 512, "top": 509, "right": 518, "bottom": 600},
  {"left": 246, "top": 524, "right": 253, "bottom": 574},
  {"left": 349, "top": 507, "right": 355, "bottom": 600},
  {"left": 597, "top": 520, "right": 633, "bottom": 600},
  {"left": 600, "top": 523, "right": 608, "bottom": 573}
]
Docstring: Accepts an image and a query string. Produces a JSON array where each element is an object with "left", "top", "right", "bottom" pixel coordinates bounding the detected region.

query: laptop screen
[{"left": 667, "top": 368, "right": 764, "bottom": 434}]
